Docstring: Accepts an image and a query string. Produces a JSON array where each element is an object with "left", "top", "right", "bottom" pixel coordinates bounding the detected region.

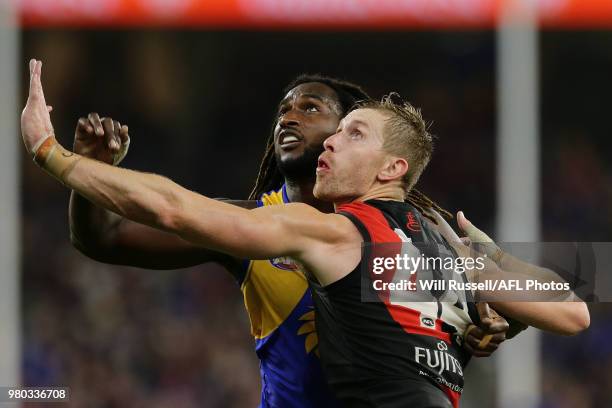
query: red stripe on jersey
[
  {"left": 337, "top": 202, "right": 400, "bottom": 244},
  {"left": 443, "top": 387, "right": 460, "bottom": 408},
  {"left": 337, "top": 202, "right": 451, "bottom": 343}
]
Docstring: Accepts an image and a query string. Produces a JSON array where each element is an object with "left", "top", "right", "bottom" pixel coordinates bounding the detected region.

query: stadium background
[{"left": 5, "top": 1, "right": 612, "bottom": 407}]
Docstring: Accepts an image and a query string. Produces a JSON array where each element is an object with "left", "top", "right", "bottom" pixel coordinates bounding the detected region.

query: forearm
[
  {"left": 63, "top": 155, "right": 189, "bottom": 233},
  {"left": 33, "top": 136, "right": 325, "bottom": 262},
  {"left": 37, "top": 137, "right": 253, "bottom": 254},
  {"left": 497, "top": 251, "right": 565, "bottom": 284},
  {"left": 489, "top": 300, "right": 589, "bottom": 336},
  {"left": 471, "top": 257, "right": 589, "bottom": 335},
  {"left": 69, "top": 190, "right": 123, "bottom": 252},
  {"left": 33, "top": 135, "right": 190, "bottom": 232}
]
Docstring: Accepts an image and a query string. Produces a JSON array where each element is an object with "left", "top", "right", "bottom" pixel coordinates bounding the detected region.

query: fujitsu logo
[
  {"left": 414, "top": 342, "right": 463, "bottom": 376},
  {"left": 407, "top": 211, "right": 421, "bottom": 232}
]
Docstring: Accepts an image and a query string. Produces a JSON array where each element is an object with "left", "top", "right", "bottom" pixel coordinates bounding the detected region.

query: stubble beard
[{"left": 276, "top": 144, "right": 324, "bottom": 185}]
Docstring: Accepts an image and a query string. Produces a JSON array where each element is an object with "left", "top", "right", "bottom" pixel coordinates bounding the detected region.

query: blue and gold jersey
[{"left": 240, "top": 185, "right": 338, "bottom": 408}]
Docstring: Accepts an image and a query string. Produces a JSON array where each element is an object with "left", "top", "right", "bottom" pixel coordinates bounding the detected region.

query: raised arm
[
  {"left": 22, "top": 60, "right": 356, "bottom": 280},
  {"left": 64, "top": 158, "right": 347, "bottom": 262},
  {"left": 68, "top": 113, "right": 251, "bottom": 272}
]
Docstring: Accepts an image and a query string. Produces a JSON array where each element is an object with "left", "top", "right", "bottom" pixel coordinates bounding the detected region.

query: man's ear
[{"left": 378, "top": 157, "right": 409, "bottom": 182}]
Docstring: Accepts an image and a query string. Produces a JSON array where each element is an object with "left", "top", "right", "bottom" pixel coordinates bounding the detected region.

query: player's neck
[
  {"left": 333, "top": 183, "right": 405, "bottom": 208},
  {"left": 360, "top": 184, "right": 406, "bottom": 203},
  {"left": 284, "top": 179, "right": 334, "bottom": 213}
]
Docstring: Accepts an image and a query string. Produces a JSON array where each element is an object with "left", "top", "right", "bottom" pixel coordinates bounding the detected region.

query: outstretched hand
[
  {"left": 456, "top": 211, "right": 501, "bottom": 260},
  {"left": 21, "top": 59, "right": 54, "bottom": 156}
]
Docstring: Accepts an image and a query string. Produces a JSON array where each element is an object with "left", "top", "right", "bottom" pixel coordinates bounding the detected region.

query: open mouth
[
  {"left": 279, "top": 131, "right": 303, "bottom": 149},
  {"left": 316, "top": 158, "right": 330, "bottom": 172}
]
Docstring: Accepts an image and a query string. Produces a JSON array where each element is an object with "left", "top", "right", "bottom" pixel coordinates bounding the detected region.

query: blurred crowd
[{"left": 20, "top": 30, "right": 612, "bottom": 407}]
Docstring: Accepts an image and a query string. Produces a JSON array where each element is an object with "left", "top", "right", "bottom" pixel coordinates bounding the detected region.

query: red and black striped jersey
[{"left": 311, "top": 199, "right": 479, "bottom": 408}]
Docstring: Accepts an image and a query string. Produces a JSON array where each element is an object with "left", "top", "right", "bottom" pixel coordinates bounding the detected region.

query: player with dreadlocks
[
  {"left": 249, "top": 75, "right": 450, "bottom": 224},
  {"left": 67, "top": 73, "right": 508, "bottom": 407}
]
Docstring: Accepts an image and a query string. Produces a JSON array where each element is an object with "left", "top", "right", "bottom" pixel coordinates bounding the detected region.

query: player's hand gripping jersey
[
  {"left": 311, "top": 200, "right": 480, "bottom": 408},
  {"left": 240, "top": 185, "right": 338, "bottom": 408}
]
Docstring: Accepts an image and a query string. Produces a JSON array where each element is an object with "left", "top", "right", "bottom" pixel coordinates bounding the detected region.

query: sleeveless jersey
[
  {"left": 240, "top": 185, "right": 338, "bottom": 408},
  {"left": 311, "top": 200, "right": 479, "bottom": 408}
]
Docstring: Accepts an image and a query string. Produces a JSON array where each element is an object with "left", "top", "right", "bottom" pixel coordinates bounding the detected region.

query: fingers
[
  {"left": 34, "top": 61, "right": 46, "bottom": 105},
  {"left": 463, "top": 342, "right": 496, "bottom": 358},
  {"left": 28, "top": 59, "right": 37, "bottom": 99},
  {"left": 113, "top": 120, "right": 123, "bottom": 150},
  {"left": 77, "top": 117, "right": 94, "bottom": 135},
  {"left": 25, "top": 59, "right": 53, "bottom": 132},
  {"left": 28, "top": 60, "right": 45, "bottom": 105},
  {"left": 480, "top": 316, "right": 510, "bottom": 334},
  {"left": 102, "top": 117, "right": 120, "bottom": 152},
  {"left": 464, "top": 326, "right": 506, "bottom": 357},
  {"left": 457, "top": 211, "right": 471, "bottom": 233},
  {"left": 88, "top": 113, "right": 104, "bottom": 137},
  {"left": 431, "top": 210, "right": 462, "bottom": 244},
  {"left": 119, "top": 124, "right": 129, "bottom": 144},
  {"left": 460, "top": 237, "right": 471, "bottom": 246},
  {"left": 468, "top": 326, "right": 507, "bottom": 344}
]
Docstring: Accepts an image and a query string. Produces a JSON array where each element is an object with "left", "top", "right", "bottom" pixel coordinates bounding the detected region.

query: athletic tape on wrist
[
  {"left": 465, "top": 223, "right": 505, "bottom": 265},
  {"left": 477, "top": 334, "right": 493, "bottom": 349},
  {"left": 113, "top": 136, "right": 130, "bottom": 165},
  {"left": 33, "top": 135, "right": 81, "bottom": 183},
  {"left": 491, "top": 247, "right": 505, "bottom": 265}
]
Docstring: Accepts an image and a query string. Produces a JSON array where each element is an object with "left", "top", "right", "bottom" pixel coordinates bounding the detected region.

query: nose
[
  {"left": 278, "top": 109, "right": 300, "bottom": 128},
  {"left": 323, "top": 132, "right": 338, "bottom": 152}
]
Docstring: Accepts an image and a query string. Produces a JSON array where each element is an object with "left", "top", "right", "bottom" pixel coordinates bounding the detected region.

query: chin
[
  {"left": 313, "top": 182, "right": 343, "bottom": 203},
  {"left": 313, "top": 184, "right": 332, "bottom": 201},
  {"left": 278, "top": 149, "right": 304, "bottom": 163}
]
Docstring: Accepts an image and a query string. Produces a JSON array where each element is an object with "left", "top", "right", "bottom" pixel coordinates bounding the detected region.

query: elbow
[
  {"left": 560, "top": 303, "right": 590, "bottom": 336},
  {"left": 572, "top": 303, "right": 591, "bottom": 334},
  {"left": 69, "top": 231, "right": 109, "bottom": 263},
  {"left": 69, "top": 229, "right": 83, "bottom": 250},
  {"left": 69, "top": 229, "right": 99, "bottom": 256}
]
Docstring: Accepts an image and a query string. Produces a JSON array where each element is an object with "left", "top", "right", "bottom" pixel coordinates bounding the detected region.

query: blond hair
[{"left": 357, "top": 93, "right": 433, "bottom": 193}]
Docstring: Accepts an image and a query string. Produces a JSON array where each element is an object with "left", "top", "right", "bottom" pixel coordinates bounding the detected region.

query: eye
[
  {"left": 350, "top": 129, "right": 362, "bottom": 139},
  {"left": 305, "top": 105, "right": 320, "bottom": 113}
]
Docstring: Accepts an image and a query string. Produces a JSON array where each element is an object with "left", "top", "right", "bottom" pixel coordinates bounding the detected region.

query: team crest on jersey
[
  {"left": 406, "top": 211, "right": 421, "bottom": 232},
  {"left": 270, "top": 256, "right": 299, "bottom": 271}
]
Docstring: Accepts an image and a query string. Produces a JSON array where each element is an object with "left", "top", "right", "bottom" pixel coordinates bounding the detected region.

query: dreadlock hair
[
  {"left": 248, "top": 76, "right": 451, "bottom": 222},
  {"left": 405, "top": 189, "right": 452, "bottom": 223},
  {"left": 249, "top": 74, "right": 370, "bottom": 200}
]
